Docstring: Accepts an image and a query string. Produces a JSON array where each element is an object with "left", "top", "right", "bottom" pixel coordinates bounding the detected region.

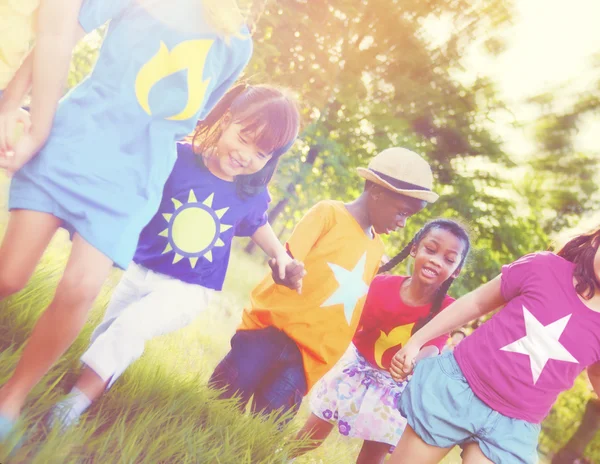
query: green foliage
[{"left": 540, "top": 376, "right": 600, "bottom": 461}]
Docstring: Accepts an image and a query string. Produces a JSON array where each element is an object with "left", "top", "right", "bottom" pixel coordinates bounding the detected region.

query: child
[
  {"left": 294, "top": 219, "right": 470, "bottom": 464},
  {"left": 0, "top": 0, "right": 255, "bottom": 437},
  {"left": 48, "top": 83, "right": 301, "bottom": 431},
  {"left": 389, "top": 227, "right": 600, "bottom": 464},
  {"left": 209, "top": 147, "right": 440, "bottom": 424}
]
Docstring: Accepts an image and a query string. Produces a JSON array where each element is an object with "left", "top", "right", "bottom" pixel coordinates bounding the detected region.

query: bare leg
[
  {"left": 356, "top": 440, "right": 391, "bottom": 464},
  {"left": 71, "top": 366, "right": 109, "bottom": 402},
  {"left": 387, "top": 425, "right": 453, "bottom": 464},
  {"left": 0, "top": 210, "right": 61, "bottom": 298},
  {"left": 292, "top": 413, "right": 335, "bottom": 457},
  {"left": 0, "top": 234, "right": 113, "bottom": 419},
  {"left": 462, "top": 442, "right": 494, "bottom": 464}
]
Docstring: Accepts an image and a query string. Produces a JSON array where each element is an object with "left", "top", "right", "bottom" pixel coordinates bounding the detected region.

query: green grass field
[{"left": 0, "top": 173, "right": 552, "bottom": 463}]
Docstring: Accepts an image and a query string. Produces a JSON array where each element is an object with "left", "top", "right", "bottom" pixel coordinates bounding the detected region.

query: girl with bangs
[
  {"left": 389, "top": 227, "right": 600, "bottom": 464},
  {"left": 49, "top": 84, "right": 302, "bottom": 431}
]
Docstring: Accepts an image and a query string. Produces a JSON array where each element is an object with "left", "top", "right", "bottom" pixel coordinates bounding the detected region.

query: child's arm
[
  {"left": 31, "top": 0, "right": 84, "bottom": 143},
  {"left": 390, "top": 275, "right": 506, "bottom": 381},
  {"left": 588, "top": 362, "right": 600, "bottom": 397},
  {"left": 251, "top": 223, "right": 305, "bottom": 293},
  {"left": 0, "top": 0, "right": 85, "bottom": 172}
]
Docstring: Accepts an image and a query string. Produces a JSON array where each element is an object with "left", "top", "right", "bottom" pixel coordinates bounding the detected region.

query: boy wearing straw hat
[{"left": 209, "top": 147, "right": 438, "bottom": 423}]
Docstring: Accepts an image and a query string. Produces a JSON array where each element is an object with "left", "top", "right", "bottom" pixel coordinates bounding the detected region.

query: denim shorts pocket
[{"left": 437, "top": 352, "right": 467, "bottom": 381}]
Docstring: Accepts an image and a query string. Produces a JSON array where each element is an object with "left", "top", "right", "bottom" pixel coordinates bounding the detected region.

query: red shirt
[{"left": 352, "top": 275, "right": 454, "bottom": 370}]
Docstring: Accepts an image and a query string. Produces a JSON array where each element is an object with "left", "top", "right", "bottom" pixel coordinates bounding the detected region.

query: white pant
[{"left": 81, "top": 263, "right": 214, "bottom": 389}]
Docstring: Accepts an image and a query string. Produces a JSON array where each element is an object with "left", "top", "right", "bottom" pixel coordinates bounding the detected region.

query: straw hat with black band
[{"left": 356, "top": 147, "right": 439, "bottom": 203}]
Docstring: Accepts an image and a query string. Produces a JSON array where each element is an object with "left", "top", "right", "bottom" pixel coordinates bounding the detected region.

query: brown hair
[
  {"left": 557, "top": 226, "right": 600, "bottom": 299},
  {"left": 191, "top": 83, "right": 300, "bottom": 198}
]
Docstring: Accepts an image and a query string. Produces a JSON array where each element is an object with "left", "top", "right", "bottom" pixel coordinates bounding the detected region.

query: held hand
[
  {"left": 269, "top": 254, "right": 306, "bottom": 294},
  {"left": 0, "top": 108, "right": 31, "bottom": 155},
  {"left": 0, "top": 129, "right": 46, "bottom": 175},
  {"left": 390, "top": 342, "right": 421, "bottom": 382}
]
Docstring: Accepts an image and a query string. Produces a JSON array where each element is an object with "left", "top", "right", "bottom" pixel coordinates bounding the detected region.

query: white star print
[
  {"left": 321, "top": 252, "right": 369, "bottom": 325},
  {"left": 500, "top": 305, "right": 579, "bottom": 384}
]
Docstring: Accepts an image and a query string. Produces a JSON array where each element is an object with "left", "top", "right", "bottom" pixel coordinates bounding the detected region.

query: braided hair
[{"left": 378, "top": 219, "right": 471, "bottom": 334}]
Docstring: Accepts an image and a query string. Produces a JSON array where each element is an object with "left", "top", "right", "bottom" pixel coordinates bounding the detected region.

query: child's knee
[{"left": 55, "top": 271, "right": 104, "bottom": 307}]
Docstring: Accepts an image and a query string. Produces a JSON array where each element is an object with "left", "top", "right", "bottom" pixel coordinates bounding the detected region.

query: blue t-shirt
[
  {"left": 133, "top": 142, "right": 270, "bottom": 290},
  {"left": 9, "top": 0, "right": 253, "bottom": 269}
]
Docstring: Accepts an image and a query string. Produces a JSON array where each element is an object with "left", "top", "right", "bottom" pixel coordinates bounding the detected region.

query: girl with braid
[{"left": 293, "top": 219, "right": 470, "bottom": 464}]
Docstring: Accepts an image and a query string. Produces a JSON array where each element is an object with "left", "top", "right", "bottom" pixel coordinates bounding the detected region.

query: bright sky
[
  {"left": 464, "top": 0, "right": 600, "bottom": 236},
  {"left": 474, "top": 0, "right": 600, "bottom": 158},
  {"left": 485, "top": 0, "right": 600, "bottom": 102}
]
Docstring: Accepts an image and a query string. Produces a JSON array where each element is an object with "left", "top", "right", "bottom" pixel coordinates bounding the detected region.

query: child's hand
[
  {"left": 0, "top": 130, "right": 46, "bottom": 175},
  {"left": 390, "top": 342, "right": 420, "bottom": 382},
  {"left": 0, "top": 108, "right": 31, "bottom": 155},
  {"left": 269, "top": 254, "right": 306, "bottom": 294}
]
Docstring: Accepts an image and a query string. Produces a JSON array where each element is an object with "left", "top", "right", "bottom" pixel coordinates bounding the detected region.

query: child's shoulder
[
  {"left": 176, "top": 141, "right": 195, "bottom": 158},
  {"left": 300, "top": 200, "right": 344, "bottom": 220},
  {"left": 368, "top": 275, "right": 408, "bottom": 296},
  {"left": 441, "top": 293, "right": 456, "bottom": 309},
  {"left": 508, "top": 250, "right": 565, "bottom": 269},
  {"left": 312, "top": 199, "right": 344, "bottom": 211},
  {"left": 372, "top": 273, "right": 407, "bottom": 286}
]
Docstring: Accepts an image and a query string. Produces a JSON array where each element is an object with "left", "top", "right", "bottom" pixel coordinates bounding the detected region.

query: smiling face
[
  {"left": 410, "top": 227, "right": 466, "bottom": 288},
  {"left": 210, "top": 119, "right": 273, "bottom": 180}
]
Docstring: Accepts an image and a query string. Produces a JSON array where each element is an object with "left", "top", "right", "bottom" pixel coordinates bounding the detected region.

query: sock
[
  {"left": 50, "top": 387, "right": 93, "bottom": 432},
  {"left": 66, "top": 388, "right": 93, "bottom": 416}
]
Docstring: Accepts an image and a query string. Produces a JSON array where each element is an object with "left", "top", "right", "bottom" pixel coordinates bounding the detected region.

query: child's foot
[
  {"left": 0, "top": 415, "right": 15, "bottom": 441},
  {"left": 47, "top": 388, "right": 92, "bottom": 433},
  {"left": 0, "top": 414, "right": 25, "bottom": 453}
]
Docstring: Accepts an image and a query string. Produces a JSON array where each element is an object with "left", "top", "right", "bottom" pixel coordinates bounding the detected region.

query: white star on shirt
[
  {"left": 321, "top": 252, "right": 369, "bottom": 325},
  {"left": 500, "top": 305, "right": 579, "bottom": 384}
]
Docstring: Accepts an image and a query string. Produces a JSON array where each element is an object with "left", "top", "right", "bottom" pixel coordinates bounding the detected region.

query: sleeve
[
  {"left": 356, "top": 276, "right": 386, "bottom": 332},
  {"left": 234, "top": 190, "right": 270, "bottom": 237},
  {"left": 197, "top": 36, "right": 253, "bottom": 120},
  {"left": 423, "top": 295, "right": 455, "bottom": 352},
  {"left": 286, "top": 202, "right": 335, "bottom": 262},
  {"left": 78, "top": 0, "right": 133, "bottom": 32},
  {"left": 500, "top": 252, "right": 542, "bottom": 302}
]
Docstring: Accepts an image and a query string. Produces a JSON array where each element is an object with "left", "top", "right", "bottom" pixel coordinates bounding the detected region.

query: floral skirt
[{"left": 309, "top": 344, "right": 408, "bottom": 448}]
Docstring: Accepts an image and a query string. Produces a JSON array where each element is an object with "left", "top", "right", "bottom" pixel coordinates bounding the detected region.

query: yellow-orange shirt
[
  {"left": 0, "top": 0, "right": 38, "bottom": 89},
  {"left": 239, "top": 200, "right": 385, "bottom": 391}
]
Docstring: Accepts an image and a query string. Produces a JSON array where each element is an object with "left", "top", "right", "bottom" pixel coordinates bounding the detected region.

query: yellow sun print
[{"left": 159, "top": 190, "right": 232, "bottom": 268}]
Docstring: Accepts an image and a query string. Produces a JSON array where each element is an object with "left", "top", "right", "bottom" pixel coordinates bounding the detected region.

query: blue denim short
[
  {"left": 398, "top": 351, "right": 541, "bottom": 464},
  {"left": 209, "top": 327, "right": 307, "bottom": 425}
]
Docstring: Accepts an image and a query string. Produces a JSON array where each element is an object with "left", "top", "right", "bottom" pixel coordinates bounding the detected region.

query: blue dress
[{"left": 9, "top": 0, "right": 253, "bottom": 269}]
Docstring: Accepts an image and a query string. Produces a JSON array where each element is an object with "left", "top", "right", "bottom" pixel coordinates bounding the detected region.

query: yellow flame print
[
  {"left": 373, "top": 324, "right": 414, "bottom": 369},
  {"left": 135, "top": 39, "right": 214, "bottom": 121}
]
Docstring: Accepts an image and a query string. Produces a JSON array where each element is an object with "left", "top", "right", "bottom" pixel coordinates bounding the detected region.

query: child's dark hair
[
  {"left": 556, "top": 226, "right": 600, "bottom": 299},
  {"left": 192, "top": 83, "right": 300, "bottom": 198},
  {"left": 378, "top": 218, "right": 471, "bottom": 334}
]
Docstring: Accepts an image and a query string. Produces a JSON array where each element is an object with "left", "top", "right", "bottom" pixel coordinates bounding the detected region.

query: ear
[
  {"left": 409, "top": 244, "right": 417, "bottom": 258},
  {"left": 451, "top": 266, "right": 463, "bottom": 279}
]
